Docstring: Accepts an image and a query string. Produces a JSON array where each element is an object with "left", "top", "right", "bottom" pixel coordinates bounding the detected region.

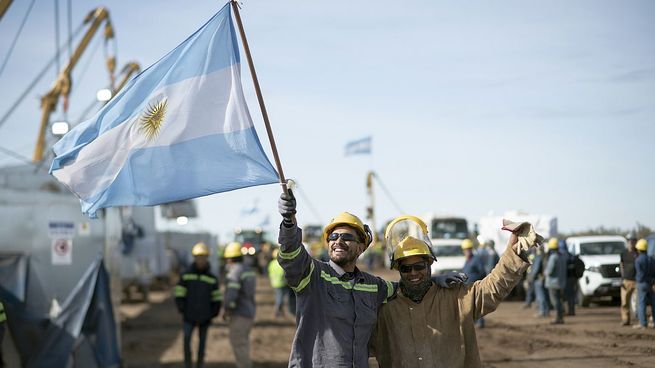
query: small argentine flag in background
[
  {"left": 50, "top": 3, "right": 278, "bottom": 217},
  {"left": 344, "top": 136, "right": 372, "bottom": 156}
]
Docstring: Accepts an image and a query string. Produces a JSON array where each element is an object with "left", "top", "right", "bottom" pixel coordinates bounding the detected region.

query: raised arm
[
  {"left": 461, "top": 220, "right": 542, "bottom": 320},
  {"left": 277, "top": 190, "right": 315, "bottom": 293}
]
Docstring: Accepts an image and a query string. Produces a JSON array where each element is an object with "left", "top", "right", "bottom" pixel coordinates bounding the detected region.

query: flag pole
[{"left": 230, "top": 0, "right": 289, "bottom": 194}]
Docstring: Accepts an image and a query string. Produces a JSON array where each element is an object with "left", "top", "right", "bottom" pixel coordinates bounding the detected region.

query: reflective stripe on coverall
[{"left": 278, "top": 223, "right": 394, "bottom": 368}]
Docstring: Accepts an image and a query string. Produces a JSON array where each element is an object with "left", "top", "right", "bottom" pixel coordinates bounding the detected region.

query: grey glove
[
  {"left": 433, "top": 271, "right": 468, "bottom": 288},
  {"left": 278, "top": 189, "right": 296, "bottom": 222}
]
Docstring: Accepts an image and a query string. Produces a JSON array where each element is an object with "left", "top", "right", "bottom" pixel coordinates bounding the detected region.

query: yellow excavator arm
[{"left": 33, "top": 7, "right": 115, "bottom": 162}]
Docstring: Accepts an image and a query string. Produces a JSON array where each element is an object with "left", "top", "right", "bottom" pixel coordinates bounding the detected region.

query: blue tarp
[{"left": 0, "top": 258, "right": 120, "bottom": 367}]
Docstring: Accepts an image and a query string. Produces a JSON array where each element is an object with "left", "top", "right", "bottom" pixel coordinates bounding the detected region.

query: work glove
[
  {"left": 501, "top": 219, "right": 544, "bottom": 259},
  {"left": 278, "top": 189, "right": 296, "bottom": 223},
  {"left": 433, "top": 271, "right": 468, "bottom": 288}
]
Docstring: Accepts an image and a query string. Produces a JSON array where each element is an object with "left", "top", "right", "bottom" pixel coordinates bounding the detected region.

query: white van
[{"left": 566, "top": 235, "right": 626, "bottom": 307}]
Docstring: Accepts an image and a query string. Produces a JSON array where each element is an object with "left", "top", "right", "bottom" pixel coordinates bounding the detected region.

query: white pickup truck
[{"left": 566, "top": 235, "right": 626, "bottom": 307}]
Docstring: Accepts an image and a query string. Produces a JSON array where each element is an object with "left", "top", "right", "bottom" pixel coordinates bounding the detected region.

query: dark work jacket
[
  {"left": 175, "top": 263, "right": 222, "bottom": 324},
  {"left": 635, "top": 253, "right": 655, "bottom": 285},
  {"left": 621, "top": 250, "right": 637, "bottom": 280},
  {"left": 278, "top": 223, "right": 394, "bottom": 368},
  {"left": 463, "top": 254, "right": 486, "bottom": 284}
]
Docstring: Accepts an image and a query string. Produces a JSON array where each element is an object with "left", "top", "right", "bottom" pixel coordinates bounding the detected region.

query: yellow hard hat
[
  {"left": 461, "top": 239, "right": 474, "bottom": 250},
  {"left": 224, "top": 242, "right": 243, "bottom": 259},
  {"left": 323, "top": 212, "right": 372, "bottom": 246},
  {"left": 548, "top": 238, "right": 559, "bottom": 250},
  {"left": 636, "top": 239, "right": 648, "bottom": 252},
  {"left": 385, "top": 215, "right": 435, "bottom": 269},
  {"left": 192, "top": 242, "right": 209, "bottom": 256}
]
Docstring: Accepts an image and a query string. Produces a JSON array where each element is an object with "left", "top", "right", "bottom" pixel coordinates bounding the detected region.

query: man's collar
[
  {"left": 328, "top": 260, "right": 346, "bottom": 276},
  {"left": 328, "top": 260, "right": 363, "bottom": 280}
]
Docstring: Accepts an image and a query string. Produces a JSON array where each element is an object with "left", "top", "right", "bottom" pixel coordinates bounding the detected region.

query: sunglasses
[
  {"left": 327, "top": 232, "right": 359, "bottom": 242},
  {"left": 399, "top": 262, "right": 428, "bottom": 274}
]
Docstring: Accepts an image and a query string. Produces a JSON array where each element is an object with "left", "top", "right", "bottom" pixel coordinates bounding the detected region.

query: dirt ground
[{"left": 121, "top": 272, "right": 655, "bottom": 368}]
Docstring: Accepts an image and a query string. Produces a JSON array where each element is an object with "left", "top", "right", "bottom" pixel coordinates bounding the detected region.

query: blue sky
[{"left": 0, "top": 0, "right": 653, "bottom": 239}]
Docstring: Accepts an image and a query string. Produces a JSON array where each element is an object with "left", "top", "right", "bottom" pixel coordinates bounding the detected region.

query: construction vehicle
[
  {"left": 114, "top": 61, "right": 141, "bottom": 92},
  {"left": 422, "top": 214, "right": 470, "bottom": 275},
  {"left": 234, "top": 227, "right": 266, "bottom": 273},
  {"left": 424, "top": 214, "right": 470, "bottom": 240},
  {"left": 0, "top": 0, "right": 13, "bottom": 21},
  {"left": 33, "top": 7, "right": 116, "bottom": 162}
]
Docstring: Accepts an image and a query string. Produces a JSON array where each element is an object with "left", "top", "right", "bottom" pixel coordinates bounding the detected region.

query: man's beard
[
  {"left": 329, "top": 245, "right": 358, "bottom": 267},
  {"left": 400, "top": 278, "right": 433, "bottom": 303}
]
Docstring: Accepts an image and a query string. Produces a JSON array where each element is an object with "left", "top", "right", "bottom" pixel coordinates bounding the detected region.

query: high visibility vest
[{"left": 268, "top": 259, "right": 287, "bottom": 288}]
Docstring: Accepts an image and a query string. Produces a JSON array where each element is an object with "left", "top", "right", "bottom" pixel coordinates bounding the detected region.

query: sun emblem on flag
[{"left": 139, "top": 98, "right": 168, "bottom": 141}]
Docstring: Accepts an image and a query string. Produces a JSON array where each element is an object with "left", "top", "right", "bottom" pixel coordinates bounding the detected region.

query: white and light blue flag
[
  {"left": 344, "top": 136, "right": 372, "bottom": 156},
  {"left": 50, "top": 4, "right": 279, "bottom": 217}
]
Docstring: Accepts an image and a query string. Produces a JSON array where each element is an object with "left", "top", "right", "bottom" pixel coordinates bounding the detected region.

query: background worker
[
  {"left": 620, "top": 230, "right": 638, "bottom": 326},
  {"left": 563, "top": 240, "right": 585, "bottom": 316},
  {"left": 634, "top": 239, "right": 655, "bottom": 329},
  {"left": 481, "top": 239, "right": 500, "bottom": 276},
  {"left": 268, "top": 249, "right": 296, "bottom": 318},
  {"left": 529, "top": 242, "right": 550, "bottom": 318},
  {"left": 0, "top": 301, "right": 5, "bottom": 367},
  {"left": 462, "top": 238, "right": 487, "bottom": 328},
  {"left": 523, "top": 246, "right": 537, "bottom": 309},
  {"left": 462, "top": 239, "right": 486, "bottom": 282},
  {"left": 174, "top": 242, "right": 222, "bottom": 368},
  {"left": 223, "top": 242, "right": 256, "bottom": 368},
  {"left": 370, "top": 216, "right": 541, "bottom": 368},
  {"left": 559, "top": 240, "right": 575, "bottom": 316},
  {"left": 545, "top": 238, "right": 568, "bottom": 325}
]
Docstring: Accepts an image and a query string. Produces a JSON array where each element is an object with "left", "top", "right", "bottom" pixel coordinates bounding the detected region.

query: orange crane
[{"left": 33, "top": 7, "right": 115, "bottom": 162}]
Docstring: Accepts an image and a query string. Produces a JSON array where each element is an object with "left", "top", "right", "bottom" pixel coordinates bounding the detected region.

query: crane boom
[
  {"left": 114, "top": 62, "right": 141, "bottom": 94},
  {"left": 0, "top": 0, "right": 12, "bottom": 21},
  {"left": 33, "top": 7, "right": 115, "bottom": 162}
]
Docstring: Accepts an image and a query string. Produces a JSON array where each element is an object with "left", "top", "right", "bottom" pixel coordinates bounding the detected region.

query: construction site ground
[{"left": 121, "top": 271, "right": 655, "bottom": 368}]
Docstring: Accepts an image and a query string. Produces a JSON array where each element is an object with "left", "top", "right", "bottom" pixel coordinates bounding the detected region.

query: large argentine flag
[{"left": 50, "top": 4, "right": 279, "bottom": 217}]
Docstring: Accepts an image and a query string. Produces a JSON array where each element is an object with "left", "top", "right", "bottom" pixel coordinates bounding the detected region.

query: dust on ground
[{"left": 121, "top": 272, "right": 655, "bottom": 367}]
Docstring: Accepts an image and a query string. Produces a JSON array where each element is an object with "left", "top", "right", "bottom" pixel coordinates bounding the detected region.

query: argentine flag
[{"left": 50, "top": 4, "right": 279, "bottom": 217}]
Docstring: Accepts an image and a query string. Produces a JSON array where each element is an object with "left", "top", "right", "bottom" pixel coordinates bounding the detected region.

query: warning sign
[{"left": 51, "top": 238, "right": 73, "bottom": 265}]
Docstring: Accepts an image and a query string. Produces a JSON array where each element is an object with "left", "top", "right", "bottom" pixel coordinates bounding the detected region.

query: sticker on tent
[{"left": 48, "top": 221, "right": 76, "bottom": 239}]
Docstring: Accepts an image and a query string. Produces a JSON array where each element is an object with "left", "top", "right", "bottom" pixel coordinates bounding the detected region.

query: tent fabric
[
  {"left": 0, "top": 254, "right": 28, "bottom": 302},
  {"left": 0, "top": 257, "right": 120, "bottom": 367}
]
